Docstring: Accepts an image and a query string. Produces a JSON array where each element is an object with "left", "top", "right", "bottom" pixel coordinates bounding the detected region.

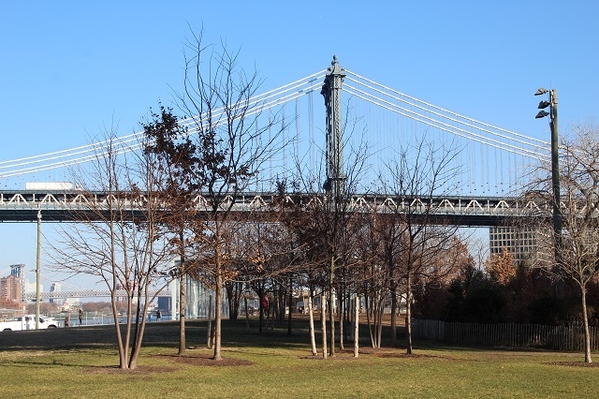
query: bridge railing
[{"left": 0, "top": 189, "right": 554, "bottom": 226}]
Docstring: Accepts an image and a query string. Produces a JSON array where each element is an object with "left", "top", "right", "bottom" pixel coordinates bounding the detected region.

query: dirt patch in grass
[
  {"left": 154, "top": 354, "right": 254, "bottom": 367},
  {"left": 79, "top": 353, "right": 254, "bottom": 374},
  {"left": 84, "top": 365, "right": 178, "bottom": 374},
  {"left": 374, "top": 352, "right": 458, "bottom": 361}
]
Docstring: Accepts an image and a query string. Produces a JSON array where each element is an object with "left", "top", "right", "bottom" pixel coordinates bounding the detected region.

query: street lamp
[
  {"left": 534, "top": 87, "right": 561, "bottom": 256},
  {"left": 35, "top": 209, "right": 41, "bottom": 329}
]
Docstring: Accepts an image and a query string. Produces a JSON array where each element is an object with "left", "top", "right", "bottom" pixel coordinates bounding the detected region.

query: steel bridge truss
[
  {"left": 0, "top": 189, "right": 553, "bottom": 227},
  {"left": 23, "top": 288, "right": 169, "bottom": 301}
]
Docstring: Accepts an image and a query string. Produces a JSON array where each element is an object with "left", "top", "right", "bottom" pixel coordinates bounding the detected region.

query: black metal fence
[{"left": 412, "top": 319, "right": 599, "bottom": 352}]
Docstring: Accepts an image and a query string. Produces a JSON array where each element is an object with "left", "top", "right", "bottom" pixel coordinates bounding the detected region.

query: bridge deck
[
  {"left": 0, "top": 190, "right": 551, "bottom": 226},
  {"left": 24, "top": 288, "right": 171, "bottom": 300}
]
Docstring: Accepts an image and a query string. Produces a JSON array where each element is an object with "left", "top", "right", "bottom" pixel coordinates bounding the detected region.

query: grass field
[{"left": 0, "top": 317, "right": 597, "bottom": 398}]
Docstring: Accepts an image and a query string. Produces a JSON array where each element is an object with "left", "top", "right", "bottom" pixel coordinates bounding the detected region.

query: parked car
[{"left": 0, "top": 315, "right": 59, "bottom": 331}]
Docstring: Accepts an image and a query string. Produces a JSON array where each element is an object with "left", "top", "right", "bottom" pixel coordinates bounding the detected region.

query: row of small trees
[
  {"left": 49, "top": 28, "right": 599, "bottom": 368},
  {"left": 49, "top": 32, "right": 473, "bottom": 369}
]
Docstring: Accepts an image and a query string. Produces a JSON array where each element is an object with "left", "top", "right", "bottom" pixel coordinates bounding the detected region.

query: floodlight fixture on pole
[
  {"left": 535, "top": 110, "right": 550, "bottom": 119},
  {"left": 535, "top": 87, "right": 549, "bottom": 96}
]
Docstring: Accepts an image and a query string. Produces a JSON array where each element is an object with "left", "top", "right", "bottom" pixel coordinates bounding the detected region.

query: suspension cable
[{"left": 0, "top": 72, "right": 326, "bottom": 178}]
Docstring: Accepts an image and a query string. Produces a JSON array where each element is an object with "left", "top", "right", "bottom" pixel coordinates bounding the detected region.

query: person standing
[
  {"left": 64, "top": 314, "right": 69, "bottom": 328},
  {"left": 78, "top": 309, "right": 83, "bottom": 326},
  {"left": 261, "top": 294, "right": 269, "bottom": 316}
]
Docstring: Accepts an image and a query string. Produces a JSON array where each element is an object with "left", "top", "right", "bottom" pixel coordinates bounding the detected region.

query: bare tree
[
  {"left": 278, "top": 197, "right": 326, "bottom": 351},
  {"left": 51, "top": 131, "right": 173, "bottom": 369},
  {"left": 360, "top": 211, "right": 400, "bottom": 348},
  {"left": 146, "top": 30, "right": 286, "bottom": 361},
  {"left": 223, "top": 211, "right": 302, "bottom": 332},
  {"left": 284, "top": 137, "right": 368, "bottom": 357},
  {"left": 378, "top": 137, "right": 461, "bottom": 354},
  {"left": 529, "top": 123, "right": 599, "bottom": 363}
]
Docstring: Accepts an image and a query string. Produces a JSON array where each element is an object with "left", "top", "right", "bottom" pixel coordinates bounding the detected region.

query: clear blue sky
[{"left": 1, "top": 1, "right": 597, "bottom": 288}]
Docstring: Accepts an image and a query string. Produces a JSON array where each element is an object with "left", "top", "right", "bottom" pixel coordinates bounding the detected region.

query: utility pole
[{"left": 35, "top": 208, "right": 42, "bottom": 329}]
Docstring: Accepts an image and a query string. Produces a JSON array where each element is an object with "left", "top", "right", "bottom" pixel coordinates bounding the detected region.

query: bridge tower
[{"left": 321, "top": 56, "right": 346, "bottom": 195}]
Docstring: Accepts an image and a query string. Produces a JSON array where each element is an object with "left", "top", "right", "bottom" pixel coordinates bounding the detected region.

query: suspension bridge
[
  {"left": 1, "top": 56, "right": 556, "bottom": 300},
  {"left": 0, "top": 56, "right": 553, "bottom": 226}
]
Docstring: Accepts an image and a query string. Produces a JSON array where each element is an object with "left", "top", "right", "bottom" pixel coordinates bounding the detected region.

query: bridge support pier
[{"left": 321, "top": 56, "right": 346, "bottom": 195}]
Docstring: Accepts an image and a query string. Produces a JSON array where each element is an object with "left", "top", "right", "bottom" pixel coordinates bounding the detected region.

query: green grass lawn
[{"left": 0, "top": 318, "right": 597, "bottom": 398}]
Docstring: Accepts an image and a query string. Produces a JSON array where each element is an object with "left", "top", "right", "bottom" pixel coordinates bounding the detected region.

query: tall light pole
[
  {"left": 35, "top": 208, "right": 42, "bottom": 329},
  {"left": 535, "top": 88, "right": 561, "bottom": 258}
]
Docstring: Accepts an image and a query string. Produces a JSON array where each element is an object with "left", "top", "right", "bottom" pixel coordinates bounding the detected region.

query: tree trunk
[
  {"left": 244, "top": 297, "right": 250, "bottom": 332},
  {"left": 390, "top": 289, "right": 398, "bottom": 347},
  {"left": 278, "top": 287, "right": 286, "bottom": 323},
  {"left": 226, "top": 281, "right": 240, "bottom": 322},
  {"left": 178, "top": 264, "right": 186, "bottom": 355},
  {"left": 328, "top": 255, "right": 335, "bottom": 357},
  {"left": 338, "top": 294, "right": 344, "bottom": 350},
  {"left": 321, "top": 295, "right": 328, "bottom": 359},
  {"left": 111, "top": 290, "right": 127, "bottom": 368},
  {"left": 177, "top": 232, "right": 186, "bottom": 355},
  {"left": 258, "top": 286, "right": 265, "bottom": 334},
  {"left": 287, "top": 276, "right": 293, "bottom": 335},
  {"left": 354, "top": 295, "right": 360, "bottom": 358},
  {"left": 207, "top": 295, "right": 213, "bottom": 349},
  {"left": 406, "top": 269, "right": 413, "bottom": 355},
  {"left": 581, "top": 287, "right": 593, "bottom": 363},
  {"left": 213, "top": 268, "right": 223, "bottom": 361},
  {"left": 110, "top": 217, "right": 129, "bottom": 369},
  {"left": 376, "top": 296, "right": 383, "bottom": 348},
  {"left": 366, "top": 290, "right": 384, "bottom": 348},
  {"left": 128, "top": 294, "right": 141, "bottom": 369},
  {"left": 128, "top": 289, "right": 151, "bottom": 369},
  {"left": 364, "top": 292, "right": 375, "bottom": 348},
  {"left": 308, "top": 296, "right": 317, "bottom": 356}
]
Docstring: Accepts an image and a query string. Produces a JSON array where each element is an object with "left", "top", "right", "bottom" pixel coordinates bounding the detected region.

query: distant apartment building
[
  {"left": 2, "top": 264, "right": 48, "bottom": 305},
  {"left": 1, "top": 274, "right": 22, "bottom": 304},
  {"left": 9, "top": 264, "right": 26, "bottom": 303},
  {"left": 489, "top": 226, "right": 540, "bottom": 263}
]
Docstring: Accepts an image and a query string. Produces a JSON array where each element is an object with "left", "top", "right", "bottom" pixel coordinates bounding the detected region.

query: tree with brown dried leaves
[{"left": 144, "top": 30, "right": 287, "bottom": 361}]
